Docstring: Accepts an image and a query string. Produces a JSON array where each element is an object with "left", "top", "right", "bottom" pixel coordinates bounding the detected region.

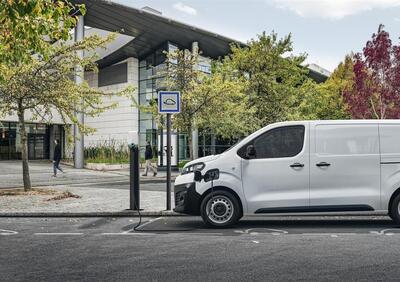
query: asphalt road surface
[{"left": 1, "top": 215, "right": 400, "bottom": 281}]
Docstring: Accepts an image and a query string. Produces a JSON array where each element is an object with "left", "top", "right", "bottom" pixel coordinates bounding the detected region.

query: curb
[{"left": 0, "top": 211, "right": 185, "bottom": 217}]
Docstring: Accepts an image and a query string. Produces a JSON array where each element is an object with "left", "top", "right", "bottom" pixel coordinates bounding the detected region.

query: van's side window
[
  {"left": 246, "top": 125, "right": 305, "bottom": 159},
  {"left": 316, "top": 125, "right": 378, "bottom": 155}
]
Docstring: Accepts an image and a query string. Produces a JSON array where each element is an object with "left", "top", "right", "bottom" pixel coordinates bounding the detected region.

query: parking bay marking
[
  {"left": 101, "top": 232, "right": 156, "bottom": 236},
  {"left": 101, "top": 217, "right": 163, "bottom": 235},
  {"left": 0, "top": 229, "right": 18, "bottom": 236},
  {"left": 301, "top": 233, "right": 358, "bottom": 236},
  {"left": 234, "top": 230, "right": 365, "bottom": 236},
  {"left": 34, "top": 233, "right": 83, "bottom": 236},
  {"left": 235, "top": 228, "right": 288, "bottom": 236},
  {"left": 369, "top": 229, "right": 400, "bottom": 236}
]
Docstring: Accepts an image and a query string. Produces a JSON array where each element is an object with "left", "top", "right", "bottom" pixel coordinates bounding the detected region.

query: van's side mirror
[
  {"left": 194, "top": 170, "right": 203, "bottom": 182},
  {"left": 246, "top": 145, "right": 256, "bottom": 158}
]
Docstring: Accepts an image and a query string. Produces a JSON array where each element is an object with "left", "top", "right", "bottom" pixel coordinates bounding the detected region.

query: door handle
[
  {"left": 316, "top": 162, "right": 331, "bottom": 167},
  {"left": 290, "top": 162, "right": 304, "bottom": 168}
]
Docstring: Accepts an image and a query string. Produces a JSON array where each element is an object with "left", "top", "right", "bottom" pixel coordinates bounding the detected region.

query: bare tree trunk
[{"left": 17, "top": 105, "right": 31, "bottom": 191}]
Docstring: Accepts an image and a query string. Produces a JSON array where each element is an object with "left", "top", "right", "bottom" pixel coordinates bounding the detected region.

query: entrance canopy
[{"left": 71, "top": 0, "right": 244, "bottom": 68}]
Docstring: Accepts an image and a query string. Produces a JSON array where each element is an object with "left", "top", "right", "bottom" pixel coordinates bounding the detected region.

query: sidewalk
[
  {"left": 0, "top": 185, "right": 177, "bottom": 216},
  {"left": 0, "top": 160, "right": 182, "bottom": 216},
  {"left": 0, "top": 160, "right": 179, "bottom": 189}
]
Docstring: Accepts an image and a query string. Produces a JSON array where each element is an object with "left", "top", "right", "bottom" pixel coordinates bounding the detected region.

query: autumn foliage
[{"left": 344, "top": 25, "right": 400, "bottom": 119}]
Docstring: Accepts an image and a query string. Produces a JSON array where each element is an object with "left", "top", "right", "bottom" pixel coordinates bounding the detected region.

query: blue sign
[{"left": 158, "top": 91, "right": 181, "bottom": 114}]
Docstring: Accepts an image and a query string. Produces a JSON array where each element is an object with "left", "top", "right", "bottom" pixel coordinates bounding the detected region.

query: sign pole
[
  {"left": 158, "top": 91, "right": 180, "bottom": 211},
  {"left": 166, "top": 113, "right": 172, "bottom": 210}
]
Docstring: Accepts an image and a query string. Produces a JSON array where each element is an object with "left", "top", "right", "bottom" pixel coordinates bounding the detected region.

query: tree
[
  {"left": 0, "top": 34, "right": 133, "bottom": 191},
  {"left": 344, "top": 25, "right": 400, "bottom": 119},
  {"left": 227, "top": 31, "right": 309, "bottom": 125},
  {"left": 144, "top": 48, "right": 257, "bottom": 160},
  {"left": 0, "top": 0, "right": 84, "bottom": 65},
  {"left": 290, "top": 56, "right": 353, "bottom": 120},
  {"left": 191, "top": 61, "right": 258, "bottom": 140}
]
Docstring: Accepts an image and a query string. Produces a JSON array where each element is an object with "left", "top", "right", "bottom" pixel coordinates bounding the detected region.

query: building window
[{"left": 98, "top": 62, "right": 128, "bottom": 87}]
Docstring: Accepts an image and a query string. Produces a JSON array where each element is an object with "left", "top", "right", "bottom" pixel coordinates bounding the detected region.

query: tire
[
  {"left": 200, "top": 190, "right": 241, "bottom": 228},
  {"left": 389, "top": 193, "right": 400, "bottom": 225}
]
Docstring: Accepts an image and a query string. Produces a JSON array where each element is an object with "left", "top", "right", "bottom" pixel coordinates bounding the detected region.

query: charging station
[
  {"left": 158, "top": 91, "right": 181, "bottom": 210},
  {"left": 128, "top": 131, "right": 140, "bottom": 210}
]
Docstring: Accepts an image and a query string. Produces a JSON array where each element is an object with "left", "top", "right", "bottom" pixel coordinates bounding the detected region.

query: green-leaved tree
[
  {"left": 0, "top": 0, "right": 84, "bottom": 65},
  {"left": 290, "top": 55, "right": 353, "bottom": 120},
  {"left": 144, "top": 48, "right": 257, "bottom": 159},
  {"left": 0, "top": 34, "right": 133, "bottom": 191},
  {"left": 227, "top": 31, "right": 309, "bottom": 125}
]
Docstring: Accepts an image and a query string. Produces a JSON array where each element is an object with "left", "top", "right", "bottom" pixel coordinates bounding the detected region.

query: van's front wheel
[
  {"left": 200, "top": 190, "right": 241, "bottom": 228},
  {"left": 390, "top": 193, "right": 400, "bottom": 225}
]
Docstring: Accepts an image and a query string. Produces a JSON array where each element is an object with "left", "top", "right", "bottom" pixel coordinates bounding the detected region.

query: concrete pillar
[
  {"left": 192, "top": 128, "right": 198, "bottom": 160},
  {"left": 74, "top": 15, "right": 84, "bottom": 168},
  {"left": 211, "top": 133, "right": 216, "bottom": 155},
  {"left": 191, "top": 41, "right": 199, "bottom": 160}
]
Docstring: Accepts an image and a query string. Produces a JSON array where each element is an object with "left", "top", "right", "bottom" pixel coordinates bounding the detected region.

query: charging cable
[{"left": 132, "top": 184, "right": 194, "bottom": 232}]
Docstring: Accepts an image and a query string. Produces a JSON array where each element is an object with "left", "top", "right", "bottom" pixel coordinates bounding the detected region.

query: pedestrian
[
  {"left": 142, "top": 141, "right": 157, "bottom": 177},
  {"left": 53, "top": 139, "right": 64, "bottom": 177}
]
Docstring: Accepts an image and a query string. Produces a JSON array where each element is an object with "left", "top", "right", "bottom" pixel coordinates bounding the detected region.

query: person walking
[
  {"left": 142, "top": 141, "right": 157, "bottom": 177},
  {"left": 53, "top": 139, "right": 64, "bottom": 177}
]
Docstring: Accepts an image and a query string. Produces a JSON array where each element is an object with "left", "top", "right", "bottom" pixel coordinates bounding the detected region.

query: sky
[{"left": 114, "top": 0, "right": 400, "bottom": 72}]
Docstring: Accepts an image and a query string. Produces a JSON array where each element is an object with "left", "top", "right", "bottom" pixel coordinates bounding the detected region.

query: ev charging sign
[{"left": 158, "top": 91, "right": 181, "bottom": 114}]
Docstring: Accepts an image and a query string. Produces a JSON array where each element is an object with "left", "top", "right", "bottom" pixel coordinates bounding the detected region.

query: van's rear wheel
[
  {"left": 390, "top": 194, "right": 400, "bottom": 225},
  {"left": 200, "top": 190, "right": 241, "bottom": 228}
]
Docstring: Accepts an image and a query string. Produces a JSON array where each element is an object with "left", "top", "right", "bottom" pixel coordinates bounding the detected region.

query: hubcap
[{"left": 206, "top": 195, "right": 234, "bottom": 224}]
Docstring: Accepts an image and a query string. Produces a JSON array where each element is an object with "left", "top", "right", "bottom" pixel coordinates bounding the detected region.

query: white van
[{"left": 174, "top": 120, "right": 400, "bottom": 227}]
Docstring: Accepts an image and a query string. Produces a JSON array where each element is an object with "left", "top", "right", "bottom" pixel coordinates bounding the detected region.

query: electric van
[{"left": 174, "top": 120, "right": 400, "bottom": 227}]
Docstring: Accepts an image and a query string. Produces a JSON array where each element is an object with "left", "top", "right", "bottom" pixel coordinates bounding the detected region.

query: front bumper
[{"left": 174, "top": 182, "right": 201, "bottom": 215}]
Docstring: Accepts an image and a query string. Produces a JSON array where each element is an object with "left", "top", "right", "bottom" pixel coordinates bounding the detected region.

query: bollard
[{"left": 129, "top": 143, "right": 140, "bottom": 210}]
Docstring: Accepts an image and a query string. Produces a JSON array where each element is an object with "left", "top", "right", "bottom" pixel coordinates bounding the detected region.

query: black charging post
[{"left": 129, "top": 143, "right": 140, "bottom": 210}]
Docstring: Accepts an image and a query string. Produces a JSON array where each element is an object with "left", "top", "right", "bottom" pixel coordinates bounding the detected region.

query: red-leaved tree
[{"left": 344, "top": 24, "right": 400, "bottom": 119}]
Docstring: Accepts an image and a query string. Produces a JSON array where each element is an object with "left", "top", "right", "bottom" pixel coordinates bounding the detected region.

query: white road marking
[
  {"left": 101, "top": 232, "right": 156, "bottom": 236},
  {"left": 183, "top": 232, "right": 223, "bottom": 236},
  {"left": 234, "top": 228, "right": 288, "bottom": 236},
  {"left": 369, "top": 229, "right": 400, "bottom": 235},
  {"left": 127, "top": 217, "right": 163, "bottom": 232},
  {"left": 301, "top": 233, "right": 357, "bottom": 236},
  {"left": 0, "top": 229, "right": 18, "bottom": 235},
  {"left": 100, "top": 217, "right": 164, "bottom": 235},
  {"left": 252, "top": 240, "right": 260, "bottom": 244},
  {"left": 34, "top": 233, "right": 83, "bottom": 236}
]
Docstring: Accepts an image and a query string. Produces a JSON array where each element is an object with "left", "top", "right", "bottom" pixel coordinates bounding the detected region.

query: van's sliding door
[{"left": 309, "top": 122, "right": 381, "bottom": 211}]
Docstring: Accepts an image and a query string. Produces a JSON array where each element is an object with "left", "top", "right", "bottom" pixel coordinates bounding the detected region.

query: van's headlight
[{"left": 182, "top": 162, "right": 205, "bottom": 175}]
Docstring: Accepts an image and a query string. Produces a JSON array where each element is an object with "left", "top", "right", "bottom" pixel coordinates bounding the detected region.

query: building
[{"left": 0, "top": 0, "right": 330, "bottom": 163}]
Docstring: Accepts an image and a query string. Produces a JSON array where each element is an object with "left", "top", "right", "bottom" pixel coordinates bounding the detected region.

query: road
[{"left": 1, "top": 215, "right": 400, "bottom": 281}]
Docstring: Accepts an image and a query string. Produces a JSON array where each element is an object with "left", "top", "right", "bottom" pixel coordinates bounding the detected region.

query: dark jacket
[
  {"left": 144, "top": 144, "right": 153, "bottom": 160},
  {"left": 54, "top": 144, "right": 62, "bottom": 161}
]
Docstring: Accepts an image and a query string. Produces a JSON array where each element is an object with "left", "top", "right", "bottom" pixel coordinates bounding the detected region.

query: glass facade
[
  {"left": 0, "top": 122, "right": 64, "bottom": 160},
  {"left": 138, "top": 42, "right": 171, "bottom": 158}
]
